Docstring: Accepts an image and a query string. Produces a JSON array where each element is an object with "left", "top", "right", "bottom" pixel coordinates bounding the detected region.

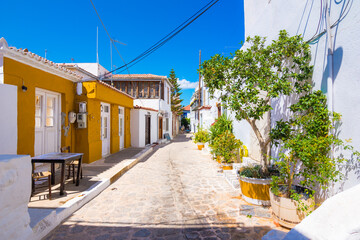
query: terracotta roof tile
[{"left": 183, "top": 105, "right": 191, "bottom": 111}]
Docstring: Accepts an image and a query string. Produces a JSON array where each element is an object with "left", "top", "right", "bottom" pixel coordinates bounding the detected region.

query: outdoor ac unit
[{"left": 164, "top": 112, "right": 169, "bottom": 118}]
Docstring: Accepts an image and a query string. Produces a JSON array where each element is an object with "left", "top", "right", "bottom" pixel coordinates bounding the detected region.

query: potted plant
[
  {"left": 193, "top": 128, "right": 209, "bottom": 150},
  {"left": 270, "top": 91, "right": 360, "bottom": 228},
  {"left": 200, "top": 30, "right": 313, "bottom": 205},
  {"left": 209, "top": 115, "right": 233, "bottom": 163},
  {"left": 212, "top": 131, "right": 241, "bottom": 170},
  {"left": 238, "top": 165, "right": 278, "bottom": 206}
]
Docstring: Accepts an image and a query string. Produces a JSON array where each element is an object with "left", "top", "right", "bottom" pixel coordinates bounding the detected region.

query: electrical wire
[
  {"left": 105, "top": 0, "right": 219, "bottom": 76},
  {"left": 306, "top": 0, "right": 351, "bottom": 44},
  {"left": 89, "top": 0, "right": 130, "bottom": 74}
]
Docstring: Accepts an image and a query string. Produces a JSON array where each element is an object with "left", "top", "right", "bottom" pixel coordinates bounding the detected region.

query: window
[
  {"left": 161, "top": 82, "right": 164, "bottom": 100},
  {"left": 166, "top": 118, "right": 169, "bottom": 131},
  {"left": 155, "top": 82, "right": 159, "bottom": 98},
  {"left": 46, "top": 97, "right": 55, "bottom": 127},
  {"left": 35, "top": 95, "right": 42, "bottom": 128},
  {"left": 144, "top": 82, "right": 149, "bottom": 98},
  {"left": 132, "top": 82, "right": 138, "bottom": 98},
  {"left": 138, "top": 82, "right": 144, "bottom": 98},
  {"left": 150, "top": 82, "right": 155, "bottom": 98},
  {"left": 121, "top": 82, "right": 126, "bottom": 92},
  {"left": 167, "top": 87, "right": 169, "bottom": 104}
]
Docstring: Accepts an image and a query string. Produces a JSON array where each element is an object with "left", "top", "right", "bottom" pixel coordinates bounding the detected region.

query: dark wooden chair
[
  {"left": 32, "top": 166, "right": 52, "bottom": 200},
  {"left": 61, "top": 146, "right": 83, "bottom": 183}
]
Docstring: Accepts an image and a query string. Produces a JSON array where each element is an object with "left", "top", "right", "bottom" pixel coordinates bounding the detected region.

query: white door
[
  {"left": 34, "top": 89, "right": 60, "bottom": 156},
  {"left": 101, "top": 102, "right": 111, "bottom": 156},
  {"left": 118, "top": 107, "right": 124, "bottom": 150}
]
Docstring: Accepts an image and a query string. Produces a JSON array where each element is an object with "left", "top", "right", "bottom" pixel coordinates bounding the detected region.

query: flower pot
[
  {"left": 270, "top": 188, "right": 314, "bottom": 229},
  {"left": 239, "top": 176, "right": 271, "bottom": 206},
  {"left": 216, "top": 156, "right": 221, "bottom": 164},
  {"left": 222, "top": 163, "right": 233, "bottom": 170},
  {"left": 197, "top": 142, "right": 204, "bottom": 150}
]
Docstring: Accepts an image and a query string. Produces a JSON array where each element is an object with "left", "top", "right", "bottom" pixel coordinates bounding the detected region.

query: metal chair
[{"left": 61, "top": 146, "right": 82, "bottom": 183}]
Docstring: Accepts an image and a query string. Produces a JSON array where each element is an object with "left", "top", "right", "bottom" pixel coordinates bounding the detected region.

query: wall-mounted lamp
[
  {"left": 21, "top": 80, "right": 27, "bottom": 92},
  {"left": 21, "top": 85, "right": 27, "bottom": 92}
]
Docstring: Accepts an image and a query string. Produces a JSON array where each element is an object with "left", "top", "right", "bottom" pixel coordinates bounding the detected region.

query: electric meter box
[{"left": 77, "top": 113, "right": 87, "bottom": 128}]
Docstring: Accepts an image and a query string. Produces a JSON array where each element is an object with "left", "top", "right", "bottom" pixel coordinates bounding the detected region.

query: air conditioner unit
[{"left": 164, "top": 112, "right": 169, "bottom": 118}]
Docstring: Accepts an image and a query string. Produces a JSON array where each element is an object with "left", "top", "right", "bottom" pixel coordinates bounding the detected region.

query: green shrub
[
  {"left": 194, "top": 129, "right": 209, "bottom": 143},
  {"left": 212, "top": 131, "right": 241, "bottom": 163}
]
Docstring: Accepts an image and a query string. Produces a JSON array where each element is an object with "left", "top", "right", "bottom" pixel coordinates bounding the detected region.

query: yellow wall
[
  {"left": 110, "top": 104, "right": 119, "bottom": 154},
  {"left": 4, "top": 58, "right": 133, "bottom": 164},
  {"left": 76, "top": 82, "right": 133, "bottom": 163},
  {"left": 3, "top": 57, "right": 76, "bottom": 156}
]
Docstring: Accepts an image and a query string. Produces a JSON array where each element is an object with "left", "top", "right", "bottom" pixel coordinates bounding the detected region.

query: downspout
[
  {"left": 324, "top": 0, "right": 334, "bottom": 115},
  {"left": 324, "top": 0, "right": 335, "bottom": 197}
]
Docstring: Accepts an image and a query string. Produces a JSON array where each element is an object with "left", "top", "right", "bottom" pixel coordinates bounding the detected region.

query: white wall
[
  {"left": 130, "top": 109, "right": 140, "bottom": 147},
  {"left": 0, "top": 155, "right": 32, "bottom": 240},
  {"left": 130, "top": 109, "right": 158, "bottom": 148},
  {"left": 244, "top": 0, "right": 360, "bottom": 192},
  {"left": 0, "top": 84, "right": 17, "bottom": 154}
]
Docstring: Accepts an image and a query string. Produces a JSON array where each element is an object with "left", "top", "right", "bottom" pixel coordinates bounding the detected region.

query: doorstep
[{"left": 28, "top": 146, "right": 155, "bottom": 240}]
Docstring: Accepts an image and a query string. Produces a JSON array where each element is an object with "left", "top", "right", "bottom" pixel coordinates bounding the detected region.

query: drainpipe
[
  {"left": 324, "top": 0, "right": 334, "bottom": 114},
  {"left": 324, "top": 0, "right": 335, "bottom": 197}
]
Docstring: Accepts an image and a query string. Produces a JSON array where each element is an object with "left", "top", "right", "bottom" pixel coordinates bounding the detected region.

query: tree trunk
[{"left": 247, "top": 119, "right": 269, "bottom": 173}]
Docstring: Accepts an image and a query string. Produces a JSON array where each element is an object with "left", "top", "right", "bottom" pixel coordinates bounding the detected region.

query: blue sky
[{"left": 0, "top": 0, "right": 244, "bottom": 106}]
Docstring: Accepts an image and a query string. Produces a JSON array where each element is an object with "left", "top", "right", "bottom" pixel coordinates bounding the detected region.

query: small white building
[{"left": 104, "top": 74, "right": 173, "bottom": 147}]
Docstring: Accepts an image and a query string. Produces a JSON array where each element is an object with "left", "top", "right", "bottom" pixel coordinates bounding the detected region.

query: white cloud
[{"left": 177, "top": 79, "right": 198, "bottom": 89}]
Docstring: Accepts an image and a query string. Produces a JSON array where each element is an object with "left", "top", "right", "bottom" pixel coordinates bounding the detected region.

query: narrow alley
[{"left": 45, "top": 134, "right": 277, "bottom": 240}]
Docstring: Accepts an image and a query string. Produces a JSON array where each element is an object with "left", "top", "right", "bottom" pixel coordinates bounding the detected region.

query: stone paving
[{"left": 45, "top": 134, "right": 284, "bottom": 240}]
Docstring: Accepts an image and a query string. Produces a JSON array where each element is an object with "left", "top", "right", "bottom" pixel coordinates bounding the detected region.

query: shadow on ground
[{"left": 45, "top": 222, "right": 273, "bottom": 239}]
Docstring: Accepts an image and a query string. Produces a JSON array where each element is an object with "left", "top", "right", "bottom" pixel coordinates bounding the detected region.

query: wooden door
[
  {"left": 158, "top": 116, "right": 163, "bottom": 139},
  {"left": 145, "top": 115, "right": 151, "bottom": 145}
]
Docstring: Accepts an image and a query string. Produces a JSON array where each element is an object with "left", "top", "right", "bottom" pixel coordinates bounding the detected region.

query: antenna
[{"left": 96, "top": 27, "right": 99, "bottom": 64}]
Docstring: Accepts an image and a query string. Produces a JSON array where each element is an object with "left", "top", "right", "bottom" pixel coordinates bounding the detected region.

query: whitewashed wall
[
  {"left": 130, "top": 109, "right": 158, "bottom": 148},
  {"left": 244, "top": 0, "right": 360, "bottom": 192},
  {"left": 0, "top": 84, "right": 17, "bottom": 154},
  {"left": 0, "top": 155, "right": 32, "bottom": 240}
]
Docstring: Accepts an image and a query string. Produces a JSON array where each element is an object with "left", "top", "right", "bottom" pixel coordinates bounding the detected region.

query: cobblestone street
[{"left": 46, "top": 134, "right": 278, "bottom": 240}]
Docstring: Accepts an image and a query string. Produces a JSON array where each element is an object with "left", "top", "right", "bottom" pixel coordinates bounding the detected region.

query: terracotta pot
[
  {"left": 270, "top": 188, "right": 314, "bottom": 229},
  {"left": 222, "top": 163, "right": 233, "bottom": 170},
  {"left": 239, "top": 176, "right": 271, "bottom": 206},
  {"left": 197, "top": 142, "right": 204, "bottom": 150},
  {"left": 216, "top": 156, "right": 221, "bottom": 164}
]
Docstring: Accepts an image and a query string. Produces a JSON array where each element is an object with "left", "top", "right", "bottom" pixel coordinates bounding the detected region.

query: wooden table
[{"left": 31, "top": 152, "right": 83, "bottom": 195}]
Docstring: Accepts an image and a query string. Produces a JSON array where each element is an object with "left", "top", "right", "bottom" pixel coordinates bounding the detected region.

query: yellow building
[{"left": 0, "top": 38, "right": 133, "bottom": 163}]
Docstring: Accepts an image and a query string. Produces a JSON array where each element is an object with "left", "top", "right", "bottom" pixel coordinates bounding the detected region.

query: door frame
[
  {"left": 101, "top": 102, "right": 111, "bottom": 157},
  {"left": 34, "top": 88, "right": 61, "bottom": 156}
]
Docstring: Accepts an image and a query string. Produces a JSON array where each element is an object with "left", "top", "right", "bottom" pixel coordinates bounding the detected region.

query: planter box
[
  {"left": 239, "top": 176, "right": 271, "bottom": 206},
  {"left": 270, "top": 189, "right": 314, "bottom": 229}
]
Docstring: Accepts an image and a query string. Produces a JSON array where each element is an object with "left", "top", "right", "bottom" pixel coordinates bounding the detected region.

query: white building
[{"left": 105, "top": 74, "right": 173, "bottom": 147}]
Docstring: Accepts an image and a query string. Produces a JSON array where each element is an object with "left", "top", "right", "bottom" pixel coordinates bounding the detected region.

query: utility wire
[
  {"left": 306, "top": 0, "right": 351, "bottom": 44},
  {"left": 106, "top": 0, "right": 219, "bottom": 76},
  {"left": 89, "top": 0, "right": 130, "bottom": 75}
]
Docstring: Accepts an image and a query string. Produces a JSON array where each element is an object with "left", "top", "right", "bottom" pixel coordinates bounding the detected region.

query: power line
[
  {"left": 89, "top": 0, "right": 130, "bottom": 74},
  {"left": 107, "top": 0, "right": 220, "bottom": 75}
]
